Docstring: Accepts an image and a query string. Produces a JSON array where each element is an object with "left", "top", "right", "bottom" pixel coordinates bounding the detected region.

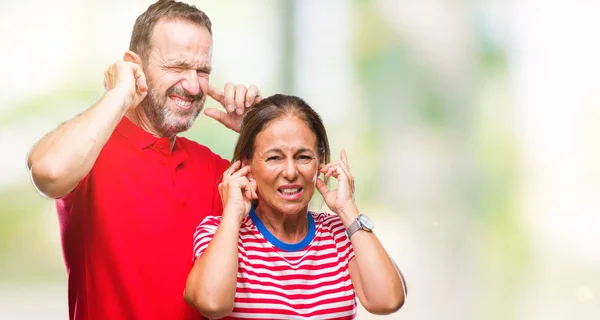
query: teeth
[
  {"left": 172, "top": 97, "right": 192, "bottom": 107},
  {"left": 280, "top": 188, "right": 300, "bottom": 195}
]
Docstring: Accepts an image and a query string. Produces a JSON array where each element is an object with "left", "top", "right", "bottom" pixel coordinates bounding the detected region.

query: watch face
[{"left": 358, "top": 215, "right": 374, "bottom": 230}]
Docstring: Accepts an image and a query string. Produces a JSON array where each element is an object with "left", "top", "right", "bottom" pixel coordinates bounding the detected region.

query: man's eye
[{"left": 170, "top": 67, "right": 186, "bottom": 73}]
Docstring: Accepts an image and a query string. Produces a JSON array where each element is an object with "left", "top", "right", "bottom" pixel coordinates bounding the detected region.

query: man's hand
[
  {"left": 103, "top": 60, "right": 148, "bottom": 112},
  {"left": 204, "top": 83, "right": 262, "bottom": 133}
]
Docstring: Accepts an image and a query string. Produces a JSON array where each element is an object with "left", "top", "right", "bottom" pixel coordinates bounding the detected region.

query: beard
[{"left": 140, "top": 75, "right": 204, "bottom": 137}]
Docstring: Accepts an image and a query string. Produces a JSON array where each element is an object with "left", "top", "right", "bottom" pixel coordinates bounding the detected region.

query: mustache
[{"left": 165, "top": 86, "right": 203, "bottom": 102}]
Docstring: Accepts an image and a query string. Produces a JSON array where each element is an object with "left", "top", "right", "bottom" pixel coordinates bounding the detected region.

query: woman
[{"left": 184, "top": 94, "right": 406, "bottom": 319}]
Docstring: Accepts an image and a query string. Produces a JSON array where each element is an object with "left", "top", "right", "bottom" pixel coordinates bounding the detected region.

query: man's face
[{"left": 141, "top": 19, "right": 212, "bottom": 137}]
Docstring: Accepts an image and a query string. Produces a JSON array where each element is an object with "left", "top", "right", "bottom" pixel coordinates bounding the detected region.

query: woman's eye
[
  {"left": 266, "top": 156, "right": 280, "bottom": 162},
  {"left": 297, "top": 155, "right": 313, "bottom": 163}
]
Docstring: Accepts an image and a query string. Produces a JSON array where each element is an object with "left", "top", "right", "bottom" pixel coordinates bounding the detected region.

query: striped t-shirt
[{"left": 193, "top": 207, "right": 356, "bottom": 319}]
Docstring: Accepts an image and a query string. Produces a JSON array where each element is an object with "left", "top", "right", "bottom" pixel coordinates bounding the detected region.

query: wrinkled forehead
[
  {"left": 149, "top": 18, "right": 213, "bottom": 64},
  {"left": 254, "top": 116, "right": 319, "bottom": 152}
]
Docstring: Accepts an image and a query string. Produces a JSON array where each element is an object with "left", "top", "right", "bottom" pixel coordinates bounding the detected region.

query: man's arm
[{"left": 27, "top": 58, "right": 147, "bottom": 198}]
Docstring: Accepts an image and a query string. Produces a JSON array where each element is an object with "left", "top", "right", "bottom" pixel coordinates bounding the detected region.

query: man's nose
[{"left": 181, "top": 70, "right": 200, "bottom": 97}]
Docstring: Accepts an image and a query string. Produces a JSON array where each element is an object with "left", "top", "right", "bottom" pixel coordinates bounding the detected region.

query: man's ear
[{"left": 124, "top": 51, "right": 143, "bottom": 65}]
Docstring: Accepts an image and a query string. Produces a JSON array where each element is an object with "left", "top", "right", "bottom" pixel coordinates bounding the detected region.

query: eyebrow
[
  {"left": 264, "top": 148, "right": 315, "bottom": 155},
  {"left": 169, "top": 60, "right": 212, "bottom": 74}
]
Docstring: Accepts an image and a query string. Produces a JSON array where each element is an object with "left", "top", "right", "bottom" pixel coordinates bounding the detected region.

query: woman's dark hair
[{"left": 232, "top": 94, "right": 330, "bottom": 166}]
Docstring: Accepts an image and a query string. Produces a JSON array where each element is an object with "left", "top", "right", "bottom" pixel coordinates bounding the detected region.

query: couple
[{"left": 27, "top": 1, "right": 405, "bottom": 319}]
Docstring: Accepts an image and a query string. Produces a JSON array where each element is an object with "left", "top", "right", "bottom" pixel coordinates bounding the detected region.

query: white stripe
[
  {"left": 234, "top": 300, "right": 355, "bottom": 314},
  {"left": 237, "top": 270, "right": 351, "bottom": 288},
  {"left": 238, "top": 260, "right": 347, "bottom": 276},
  {"left": 236, "top": 278, "right": 353, "bottom": 296},
  {"left": 234, "top": 289, "right": 355, "bottom": 305},
  {"left": 228, "top": 309, "right": 355, "bottom": 320}
]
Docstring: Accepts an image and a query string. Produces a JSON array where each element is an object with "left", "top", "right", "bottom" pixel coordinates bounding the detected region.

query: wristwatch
[{"left": 346, "top": 214, "right": 374, "bottom": 239}]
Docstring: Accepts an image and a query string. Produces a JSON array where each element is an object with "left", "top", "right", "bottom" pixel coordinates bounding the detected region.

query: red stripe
[
  {"left": 232, "top": 302, "right": 355, "bottom": 317},
  {"left": 235, "top": 274, "right": 351, "bottom": 291},
  {"left": 235, "top": 285, "right": 354, "bottom": 300}
]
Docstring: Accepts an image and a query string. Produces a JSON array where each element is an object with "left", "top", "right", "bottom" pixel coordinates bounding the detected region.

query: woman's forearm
[
  {"left": 340, "top": 206, "right": 406, "bottom": 314},
  {"left": 184, "top": 213, "right": 242, "bottom": 318}
]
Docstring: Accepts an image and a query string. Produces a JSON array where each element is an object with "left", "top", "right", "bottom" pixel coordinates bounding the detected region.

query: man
[{"left": 27, "top": 1, "right": 260, "bottom": 319}]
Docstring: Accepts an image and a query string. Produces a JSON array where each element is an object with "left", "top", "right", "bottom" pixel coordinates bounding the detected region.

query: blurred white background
[{"left": 1, "top": 0, "right": 599, "bottom": 319}]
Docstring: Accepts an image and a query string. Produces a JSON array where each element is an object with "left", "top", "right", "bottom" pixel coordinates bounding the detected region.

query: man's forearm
[{"left": 27, "top": 89, "right": 128, "bottom": 198}]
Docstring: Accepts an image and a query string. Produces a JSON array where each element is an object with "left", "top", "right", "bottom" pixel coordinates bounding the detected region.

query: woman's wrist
[
  {"left": 337, "top": 204, "right": 360, "bottom": 228},
  {"left": 222, "top": 206, "right": 245, "bottom": 226}
]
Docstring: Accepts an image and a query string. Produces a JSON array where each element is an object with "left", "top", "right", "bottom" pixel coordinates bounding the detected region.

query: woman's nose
[{"left": 281, "top": 159, "right": 298, "bottom": 180}]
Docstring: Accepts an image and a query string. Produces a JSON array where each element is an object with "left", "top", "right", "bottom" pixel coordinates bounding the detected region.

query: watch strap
[{"left": 346, "top": 218, "right": 361, "bottom": 239}]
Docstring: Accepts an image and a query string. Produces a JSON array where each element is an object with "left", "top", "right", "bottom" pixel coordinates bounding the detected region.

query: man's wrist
[{"left": 105, "top": 87, "right": 133, "bottom": 113}]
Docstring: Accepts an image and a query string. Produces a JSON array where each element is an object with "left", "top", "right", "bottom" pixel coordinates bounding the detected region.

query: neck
[
  {"left": 254, "top": 204, "right": 309, "bottom": 244},
  {"left": 125, "top": 109, "right": 176, "bottom": 148}
]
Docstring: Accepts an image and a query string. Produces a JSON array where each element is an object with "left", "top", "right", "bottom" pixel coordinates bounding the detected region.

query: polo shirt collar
[{"left": 116, "top": 116, "right": 160, "bottom": 149}]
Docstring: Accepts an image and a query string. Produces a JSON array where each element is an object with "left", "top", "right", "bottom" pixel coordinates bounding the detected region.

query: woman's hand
[
  {"left": 218, "top": 160, "right": 257, "bottom": 222},
  {"left": 315, "top": 150, "right": 358, "bottom": 216}
]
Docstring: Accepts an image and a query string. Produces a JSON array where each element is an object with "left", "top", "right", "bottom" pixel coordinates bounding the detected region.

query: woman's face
[{"left": 249, "top": 115, "right": 321, "bottom": 217}]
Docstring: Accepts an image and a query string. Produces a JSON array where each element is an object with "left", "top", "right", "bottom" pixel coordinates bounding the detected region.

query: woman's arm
[
  {"left": 184, "top": 161, "right": 257, "bottom": 319},
  {"left": 317, "top": 150, "right": 406, "bottom": 315},
  {"left": 338, "top": 206, "right": 406, "bottom": 314},
  {"left": 184, "top": 212, "right": 243, "bottom": 319}
]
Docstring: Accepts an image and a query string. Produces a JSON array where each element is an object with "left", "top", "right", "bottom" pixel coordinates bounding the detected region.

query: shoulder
[
  {"left": 176, "top": 137, "right": 229, "bottom": 170},
  {"left": 176, "top": 137, "right": 214, "bottom": 156},
  {"left": 200, "top": 215, "right": 222, "bottom": 226},
  {"left": 311, "top": 212, "right": 345, "bottom": 231}
]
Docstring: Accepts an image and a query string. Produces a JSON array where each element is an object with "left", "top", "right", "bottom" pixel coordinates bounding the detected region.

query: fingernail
[
  {"left": 245, "top": 102, "right": 250, "bottom": 108},
  {"left": 236, "top": 108, "right": 243, "bottom": 115},
  {"left": 227, "top": 105, "right": 234, "bottom": 112}
]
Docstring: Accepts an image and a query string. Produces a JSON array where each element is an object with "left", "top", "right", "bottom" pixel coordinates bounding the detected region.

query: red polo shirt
[{"left": 56, "top": 117, "right": 229, "bottom": 320}]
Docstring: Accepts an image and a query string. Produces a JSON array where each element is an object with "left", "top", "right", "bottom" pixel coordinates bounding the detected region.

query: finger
[
  {"left": 243, "top": 179, "right": 253, "bottom": 201},
  {"left": 249, "top": 177, "right": 258, "bottom": 199},
  {"left": 332, "top": 164, "right": 353, "bottom": 188},
  {"left": 245, "top": 85, "right": 259, "bottom": 108},
  {"left": 204, "top": 108, "right": 232, "bottom": 128},
  {"left": 315, "top": 178, "right": 330, "bottom": 197},
  {"left": 234, "top": 85, "right": 247, "bottom": 115},
  {"left": 223, "top": 160, "right": 241, "bottom": 180},
  {"left": 131, "top": 63, "right": 148, "bottom": 92},
  {"left": 319, "top": 160, "right": 343, "bottom": 173},
  {"left": 335, "top": 165, "right": 354, "bottom": 194},
  {"left": 324, "top": 165, "right": 339, "bottom": 178},
  {"left": 208, "top": 85, "right": 224, "bottom": 104},
  {"left": 341, "top": 149, "right": 349, "bottom": 167},
  {"left": 223, "top": 82, "right": 235, "bottom": 113},
  {"left": 233, "top": 177, "right": 253, "bottom": 201},
  {"left": 230, "top": 165, "right": 252, "bottom": 179},
  {"left": 324, "top": 163, "right": 351, "bottom": 181},
  {"left": 335, "top": 160, "right": 352, "bottom": 179}
]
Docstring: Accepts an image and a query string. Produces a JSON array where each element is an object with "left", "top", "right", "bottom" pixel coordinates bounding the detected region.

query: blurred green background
[{"left": 1, "top": 0, "right": 599, "bottom": 319}]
